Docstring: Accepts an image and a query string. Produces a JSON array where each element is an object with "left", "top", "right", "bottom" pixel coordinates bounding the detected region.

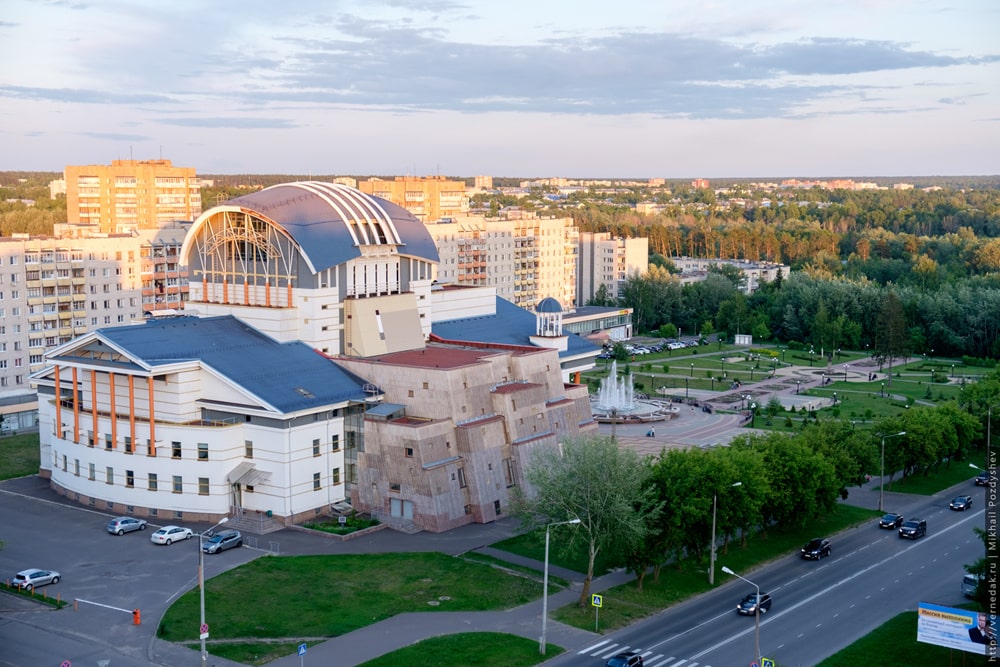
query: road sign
[
  {"left": 298, "top": 643, "right": 307, "bottom": 656},
  {"left": 60, "top": 662, "right": 71, "bottom": 667},
  {"left": 200, "top": 622, "right": 209, "bottom": 640},
  {"left": 200, "top": 623, "right": 209, "bottom": 633},
  {"left": 591, "top": 594, "right": 603, "bottom": 608},
  {"left": 750, "top": 662, "right": 759, "bottom": 667},
  {"left": 762, "top": 659, "right": 775, "bottom": 667}
]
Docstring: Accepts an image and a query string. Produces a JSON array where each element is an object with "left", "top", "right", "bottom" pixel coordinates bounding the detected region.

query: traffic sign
[
  {"left": 60, "top": 662, "right": 71, "bottom": 667},
  {"left": 761, "top": 659, "right": 774, "bottom": 667},
  {"left": 591, "top": 594, "right": 603, "bottom": 608},
  {"left": 298, "top": 643, "right": 308, "bottom": 656},
  {"left": 200, "top": 623, "right": 209, "bottom": 633},
  {"left": 750, "top": 662, "right": 759, "bottom": 667},
  {"left": 200, "top": 622, "right": 209, "bottom": 640}
]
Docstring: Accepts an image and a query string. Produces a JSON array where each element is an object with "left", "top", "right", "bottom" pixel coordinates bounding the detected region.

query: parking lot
[{"left": 0, "top": 475, "right": 255, "bottom": 667}]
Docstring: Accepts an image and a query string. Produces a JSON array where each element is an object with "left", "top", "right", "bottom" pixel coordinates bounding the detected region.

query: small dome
[{"left": 536, "top": 297, "right": 563, "bottom": 313}]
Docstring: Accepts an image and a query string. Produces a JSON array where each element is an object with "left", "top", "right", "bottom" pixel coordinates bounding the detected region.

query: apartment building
[
  {"left": 426, "top": 214, "right": 578, "bottom": 311},
  {"left": 669, "top": 257, "right": 790, "bottom": 294},
  {"left": 356, "top": 175, "right": 469, "bottom": 222},
  {"left": 577, "top": 232, "right": 648, "bottom": 305},
  {"left": 64, "top": 159, "right": 202, "bottom": 233}
]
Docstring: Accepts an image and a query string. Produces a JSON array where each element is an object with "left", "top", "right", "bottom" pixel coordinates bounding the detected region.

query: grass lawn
[
  {"left": 0, "top": 433, "right": 40, "bottom": 479},
  {"left": 817, "top": 611, "right": 992, "bottom": 666},
  {"left": 879, "top": 452, "right": 987, "bottom": 495},
  {"left": 159, "top": 552, "right": 559, "bottom": 664},
  {"left": 356, "top": 633, "right": 562, "bottom": 667},
  {"left": 550, "top": 504, "right": 880, "bottom": 633}
]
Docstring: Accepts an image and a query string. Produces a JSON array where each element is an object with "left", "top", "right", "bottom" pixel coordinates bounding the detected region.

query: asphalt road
[{"left": 547, "top": 483, "right": 986, "bottom": 667}]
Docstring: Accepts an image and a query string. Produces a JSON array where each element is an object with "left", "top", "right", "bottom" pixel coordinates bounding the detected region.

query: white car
[
  {"left": 12, "top": 568, "right": 61, "bottom": 590},
  {"left": 150, "top": 525, "right": 194, "bottom": 545}
]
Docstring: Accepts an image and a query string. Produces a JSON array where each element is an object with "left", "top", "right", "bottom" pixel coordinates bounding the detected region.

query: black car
[
  {"left": 899, "top": 518, "right": 927, "bottom": 539},
  {"left": 736, "top": 592, "right": 772, "bottom": 615},
  {"left": 975, "top": 471, "right": 989, "bottom": 486},
  {"left": 606, "top": 650, "right": 644, "bottom": 667},
  {"left": 950, "top": 495, "right": 973, "bottom": 511},
  {"left": 879, "top": 513, "right": 905, "bottom": 529},
  {"left": 801, "top": 537, "right": 832, "bottom": 560}
]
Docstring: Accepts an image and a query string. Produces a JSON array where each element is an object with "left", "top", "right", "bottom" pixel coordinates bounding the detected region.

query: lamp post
[
  {"left": 832, "top": 392, "right": 837, "bottom": 406},
  {"left": 750, "top": 403, "right": 757, "bottom": 427},
  {"left": 684, "top": 377, "right": 689, "bottom": 399},
  {"left": 690, "top": 363, "right": 695, "bottom": 377},
  {"left": 200, "top": 516, "right": 229, "bottom": 666},
  {"left": 952, "top": 364, "right": 956, "bottom": 378},
  {"left": 710, "top": 482, "right": 743, "bottom": 585},
  {"left": 878, "top": 431, "right": 907, "bottom": 512},
  {"left": 721, "top": 566, "right": 761, "bottom": 663},
  {"left": 881, "top": 381, "right": 885, "bottom": 398},
  {"left": 540, "top": 518, "right": 581, "bottom": 655},
  {"left": 795, "top": 380, "right": 801, "bottom": 395}
]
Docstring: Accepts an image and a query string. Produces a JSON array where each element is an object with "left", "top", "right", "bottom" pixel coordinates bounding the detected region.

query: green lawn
[
  {"left": 356, "top": 633, "right": 562, "bottom": 667},
  {"left": 0, "top": 433, "right": 40, "bottom": 479}
]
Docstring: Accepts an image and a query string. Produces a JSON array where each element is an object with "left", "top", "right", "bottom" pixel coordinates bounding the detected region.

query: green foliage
[
  {"left": 356, "top": 633, "right": 562, "bottom": 667},
  {"left": 0, "top": 433, "right": 41, "bottom": 480}
]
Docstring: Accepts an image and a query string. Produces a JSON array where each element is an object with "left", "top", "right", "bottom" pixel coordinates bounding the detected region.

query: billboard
[{"left": 917, "top": 601, "right": 996, "bottom": 656}]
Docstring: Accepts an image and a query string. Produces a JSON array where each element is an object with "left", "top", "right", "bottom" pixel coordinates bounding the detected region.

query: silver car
[
  {"left": 107, "top": 516, "right": 148, "bottom": 535},
  {"left": 12, "top": 568, "right": 61, "bottom": 590}
]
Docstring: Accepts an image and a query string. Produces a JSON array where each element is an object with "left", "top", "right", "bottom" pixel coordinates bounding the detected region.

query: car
[
  {"left": 975, "top": 471, "right": 989, "bottom": 486},
  {"left": 12, "top": 568, "right": 61, "bottom": 591},
  {"left": 202, "top": 529, "right": 242, "bottom": 554},
  {"left": 879, "top": 513, "right": 905, "bottom": 529},
  {"left": 801, "top": 537, "right": 832, "bottom": 560},
  {"left": 605, "top": 650, "right": 644, "bottom": 667},
  {"left": 150, "top": 525, "right": 194, "bottom": 545},
  {"left": 963, "top": 573, "right": 984, "bottom": 598},
  {"left": 899, "top": 518, "right": 927, "bottom": 539},
  {"left": 736, "top": 591, "right": 772, "bottom": 615},
  {"left": 950, "top": 495, "right": 974, "bottom": 511},
  {"left": 106, "top": 516, "right": 148, "bottom": 535}
]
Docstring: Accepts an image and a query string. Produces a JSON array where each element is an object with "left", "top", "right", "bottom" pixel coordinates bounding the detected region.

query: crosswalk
[{"left": 578, "top": 639, "right": 714, "bottom": 667}]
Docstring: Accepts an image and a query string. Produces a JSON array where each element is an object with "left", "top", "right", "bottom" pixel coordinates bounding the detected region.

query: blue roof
[
  {"left": 95, "top": 316, "right": 371, "bottom": 413},
  {"left": 431, "top": 297, "right": 599, "bottom": 358},
  {"left": 222, "top": 182, "right": 439, "bottom": 273},
  {"left": 536, "top": 297, "right": 563, "bottom": 313}
]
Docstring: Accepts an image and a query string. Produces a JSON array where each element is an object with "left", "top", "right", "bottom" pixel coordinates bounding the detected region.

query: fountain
[{"left": 597, "top": 361, "right": 636, "bottom": 413}]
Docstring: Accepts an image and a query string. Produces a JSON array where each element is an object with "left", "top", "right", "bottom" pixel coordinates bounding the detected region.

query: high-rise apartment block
[
  {"left": 64, "top": 159, "right": 202, "bottom": 233},
  {"left": 425, "top": 214, "right": 578, "bottom": 311},
  {"left": 357, "top": 176, "right": 469, "bottom": 222},
  {"left": 577, "top": 232, "right": 649, "bottom": 305}
]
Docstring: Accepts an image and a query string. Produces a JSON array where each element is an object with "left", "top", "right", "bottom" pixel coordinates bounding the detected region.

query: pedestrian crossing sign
[
  {"left": 591, "top": 594, "right": 603, "bottom": 608},
  {"left": 761, "top": 658, "right": 774, "bottom": 667}
]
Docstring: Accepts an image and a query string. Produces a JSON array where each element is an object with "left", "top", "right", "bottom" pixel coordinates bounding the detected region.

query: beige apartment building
[
  {"left": 357, "top": 175, "right": 469, "bottom": 222},
  {"left": 64, "top": 159, "right": 202, "bottom": 233},
  {"left": 577, "top": 232, "right": 648, "bottom": 305},
  {"left": 426, "top": 214, "right": 578, "bottom": 311}
]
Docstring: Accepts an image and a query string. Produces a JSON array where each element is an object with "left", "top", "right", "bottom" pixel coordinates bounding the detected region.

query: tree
[
  {"left": 874, "top": 291, "right": 909, "bottom": 384},
  {"left": 512, "top": 435, "right": 661, "bottom": 606},
  {"left": 587, "top": 283, "right": 616, "bottom": 307}
]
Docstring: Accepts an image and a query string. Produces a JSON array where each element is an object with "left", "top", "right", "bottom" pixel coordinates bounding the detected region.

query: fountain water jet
[{"left": 597, "top": 361, "right": 636, "bottom": 413}]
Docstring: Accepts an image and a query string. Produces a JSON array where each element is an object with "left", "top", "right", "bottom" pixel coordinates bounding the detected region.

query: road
[{"left": 546, "top": 485, "right": 985, "bottom": 667}]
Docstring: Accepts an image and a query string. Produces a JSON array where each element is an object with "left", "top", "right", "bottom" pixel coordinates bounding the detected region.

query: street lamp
[
  {"left": 878, "top": 431, "right": 907, "bottom": 512},
  {"left": 540, "top": 517, "right": 581, "bottom": 655},
  {"left": 795, "top": 380, "right": 801, "bottom": 395},
  {"left": 684, "top": 377, "right": 689, "bottom": 399},
  {"left": 750, "top": 403, "right": 757, "bottom": 428},
  {"left": 832, "top": 392, "right": 837, "bottom": 406},
  {"left": 881, "top": 382, "right": 885, "bottom": 398},
  {"left": 690, "top": 362, "right": 695, "bottom": 377},
  {"left": 200, "top": 516, "right": 229, "bottom": 666},
  {"left": 952, "top": 364, "right": 956, "bottom": 378},
  {"left": 710, "top": 482, "right": 743, "bottom": 585},
  {"left": 721, "top": 566, "right": 762, "bottom": 663}
]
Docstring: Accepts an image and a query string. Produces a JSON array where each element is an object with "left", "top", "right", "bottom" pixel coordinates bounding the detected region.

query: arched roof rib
[{"left": 190, "top": 182, "right": 439, "bottom": 273}]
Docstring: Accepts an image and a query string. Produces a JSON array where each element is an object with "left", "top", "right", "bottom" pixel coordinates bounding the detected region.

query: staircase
[{"left": 227, "top": 510, "right": 286, "bottom": 535}]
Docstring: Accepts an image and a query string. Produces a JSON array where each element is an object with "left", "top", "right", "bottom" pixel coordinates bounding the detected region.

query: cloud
[
  {"left": 0, "top": 84, "right": 175, "bottom": 105},
  {"left": 156, "top": 117, "right": 300, "bottom": 129},
  {"left": 78, "top": 131, "right": 150, "bottom": 141}
]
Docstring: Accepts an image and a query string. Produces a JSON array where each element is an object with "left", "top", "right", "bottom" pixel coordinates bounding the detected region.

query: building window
[
  {"left": 405, "top": 447, "right": 414, "bottom": 458},
  {"left": 198, "top": 442, "right": 208, "bottom": 461},
  {"left": 172, "top": 475, "right": 182, "bottom": 494},
  {"left": 106, "top": 466, "right": 114, "bottom": 485},
  {"left": 149, "top": 473, "right": 158, "bottom": 491},
  {"left": 313, "top": 472, "right": 321, "bottom": 490},
  {"left": 62, "top": 455, "right": 67, "bottom": 472},
  {"left": 331, "top": 434, "right": 339, "bottom": 451},
  {"left": 245, "top": 440, "right": 253, "bottom": 459},
  {"left": 172, "top": 441, "right": 181, "bottom": 459},
  {"left": 457, "top": 468, "right": 467, "bottom": 488},
  {"left": 332, "top": 467, "right": 341, "bottom": 485},
  {"left": 124, "top": 436, "right": 132, "bottom": 453},
  {"left": 504, "top": 459, "right": 514, "bottom": 486},
  {"left": 313, "top": 439, "right": 321, "bottom": 457},
  {"left": 422, "top": 382, "right": 429, "bottom": 390},
  {"left": 494, "top": 500, "right": 502, "bottom": 514},
  {"left": 198, "top": 477, "right": 209, "bottom": 496},
  {"left": 88, "top": 462, "right": 95, "bottom": 480},
  {"left": 126, "top": 470, "right": 134, "bottom": 488},
  {"left": 245, "top": 485, "right": 254, "bottom": 493},
  {"left": 87, "top": 430, "right": 94, "bottom": 447},
  {"left": 389, "top": 482, "right": 401, "bottom": 492}
]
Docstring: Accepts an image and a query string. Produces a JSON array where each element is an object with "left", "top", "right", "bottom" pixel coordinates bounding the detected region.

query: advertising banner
[{"left": 917, "top": 601, "right": 996, "bottom": 656}]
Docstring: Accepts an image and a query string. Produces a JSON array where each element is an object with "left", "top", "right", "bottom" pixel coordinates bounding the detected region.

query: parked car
[
  {"left": 963, "top": 573, "right": 984, "bottom": 598},
  {"left": 736, "top": 592, "right": 772, "bottom": 615},
  {"left": 950, "top": 495, "right": 974, "bottom": 511},
  {"left": 899, "top": 518, "right": 927, "bottom": 539},
  {"left": 879, "top": 513, "right": 905, "bottom": 529},
  {"left": 12, "top": 568, "right": 61, "bottom": 591},
  {"left": 605, "top": 650, "right": 644, "bottom": 667},
  {"left": 106, "top": 516, "right": 147, "bottom": 535},
  {"left": 801, "top": 537, "right": 832, "bottom": 560},
  {"left": 150, "top": 525, "right": 194, "bottom": 545},
  {"left": 202, "top": 529, "right": 242, "bottom": 554},
  {"left": 975, "top": 471, "right": 989, "bottom": 486}
]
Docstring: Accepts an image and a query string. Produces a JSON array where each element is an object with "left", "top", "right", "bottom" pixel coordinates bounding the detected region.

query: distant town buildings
[
  {"left": 64, "top": 159, "right": 202, "bottom": 234},
  {"left": 577, "top": 232, "right": 648, "bottom": 305},
  {"left": 691, "top": 178, "right": 710, "bottom": 189},
  {"left": 357, "top": 175, "right": 469, "bottom": 223},
  {"left": 669, "top": 257, "right": 789, "bottom": 294}
]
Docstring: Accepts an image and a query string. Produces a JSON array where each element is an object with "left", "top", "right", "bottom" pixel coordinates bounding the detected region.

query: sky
[{"left": 1, "top": 0, "right": 998, "bottom": 178}]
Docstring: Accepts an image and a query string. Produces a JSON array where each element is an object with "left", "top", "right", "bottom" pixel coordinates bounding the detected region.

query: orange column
[
  {"left": 265, "top": 280, "right": 271, "bottom": 307},
  {"left": 244, "top": 280, "right": 249, "bottom": 306},
  {"left": 147, "top": 376, "right": 156, "bottom": 457},
  {"left": 223, "top": 278, "right": 228, "bottom": 303},
  {"left": 54, "top": 365, "right": 61, "bottom": 438},
  {"left": 202, "top": 276, "right": 207, "bottom": 302},
  {"left": 128, "top": 375, "right": 136, "bottom": 454},
  {"left": 109, "top": 372, "right": 117, "bottom": 451},
  {"left": 91, "top": 370, "right": 99, "bottom": 446},
  {"left": 71, "top": 367, "right": 80, "bottom": 444},
  {"left": 287, "top": 281, "right": 292, "bottom": 307}
]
